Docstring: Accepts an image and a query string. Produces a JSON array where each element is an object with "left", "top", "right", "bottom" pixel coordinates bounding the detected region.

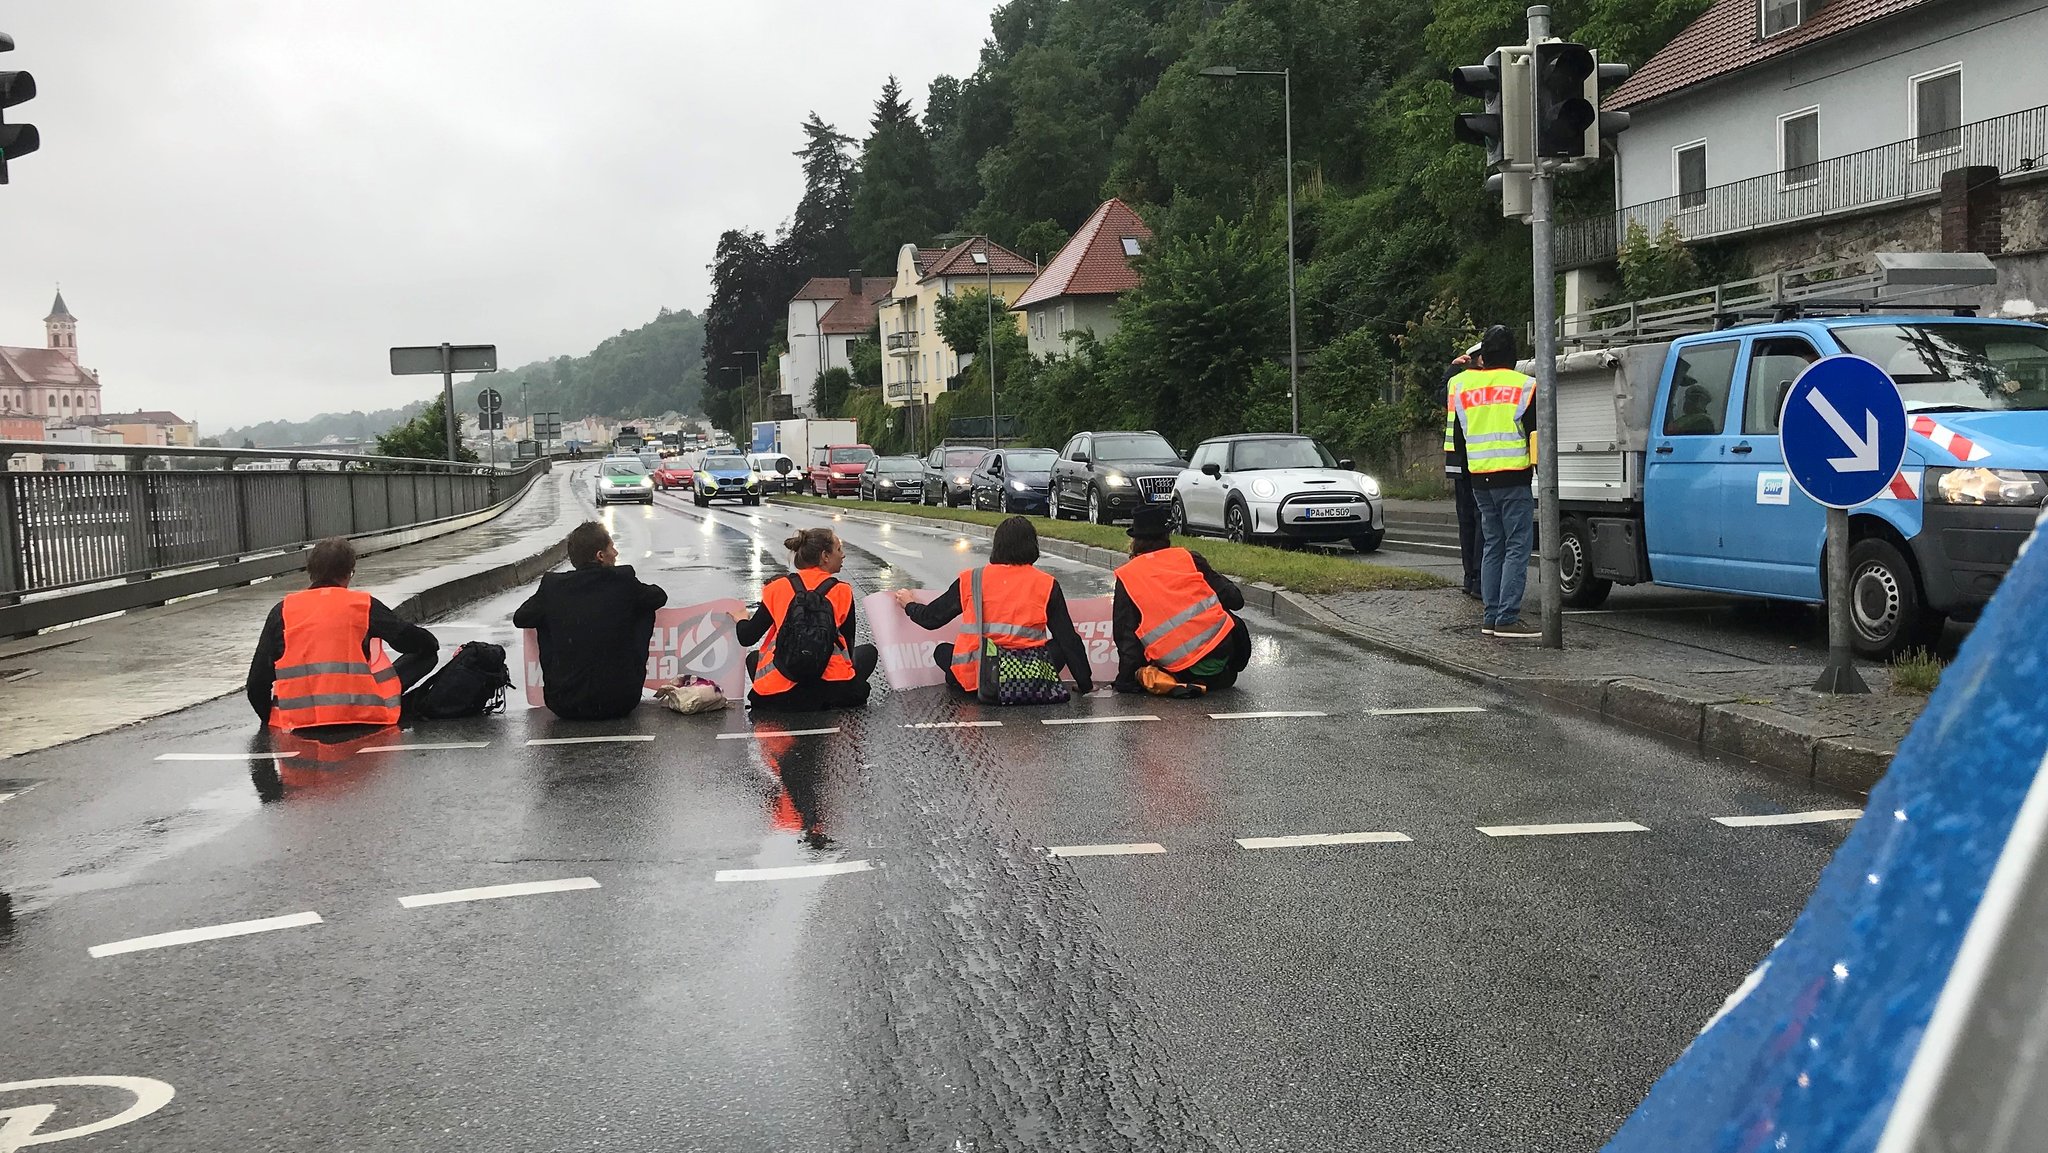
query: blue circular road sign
[{"left": 1778, "top": 354, "right": 1907, "bottom": 509}]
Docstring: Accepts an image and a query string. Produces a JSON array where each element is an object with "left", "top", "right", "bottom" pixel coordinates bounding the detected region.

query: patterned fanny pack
[{"left": 977, "top": 640, "right": 1071, "bottom": 706}]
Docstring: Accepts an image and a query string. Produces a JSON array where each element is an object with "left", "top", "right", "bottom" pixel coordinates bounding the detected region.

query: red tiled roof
[
  {"left": 1012, "top": 199, "right": 1154, "bottom": 311},
  {"left": 920, "top": 236, "right": 1037, "bottom": 282},
  {"left": 818, "top": 281, "right": 892, "bottom": 335},
  {"left": 1609, "top": 0, "right": 1932, "bottom": 111},
  {"left": 913, "top": 247, "right": 949, "bottom": 275},
  {"left": 0, "top": 346, "right": 96, "bottom": 388},
  {"left": 85, "top": 410, "right": 190, "bottom": 425},
  {"left": 792, "top": 277, "right": 855, "bottom": 302}
]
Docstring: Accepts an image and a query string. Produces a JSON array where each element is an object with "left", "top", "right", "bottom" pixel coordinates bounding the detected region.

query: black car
[
  {"left": 860, "top": 455, "right": 925, "bottom": 502},
  {"left": 1050, "top": 431, "right": 1186, "bottom": 524},
  {"left": 969, "top": 447, "right": 1056, "bottom": 514},
  {"left": 920, "top": 444, "right": 989, "bottom": 507}
]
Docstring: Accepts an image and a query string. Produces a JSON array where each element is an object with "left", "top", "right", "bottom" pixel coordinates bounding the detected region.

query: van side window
[
  {"left": 1662, "top": 342, "right": 1740, "bottom": 436},
  {"left": 1743, "top": 338, "right": 1821, "bottom": 434}
]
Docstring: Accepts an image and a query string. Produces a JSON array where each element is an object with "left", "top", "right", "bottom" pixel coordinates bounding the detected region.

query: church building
[{"left": 0, "top": 291, "right": 103, "bottom": 420}]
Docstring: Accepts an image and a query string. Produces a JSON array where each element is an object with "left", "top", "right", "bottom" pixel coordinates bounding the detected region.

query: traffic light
[
  {"left": 1451, "top": 47, "right": 1532, "bottom": 218},
  {"left": 0, "top": 32, "right": 38, "bottom": 185},
  {"left": 1533, "top": 41, "right": 1631, "bottom": 160}
]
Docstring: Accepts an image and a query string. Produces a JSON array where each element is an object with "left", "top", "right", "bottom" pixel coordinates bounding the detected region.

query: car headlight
[
  {"left": 1250, "top": 478, "right": 1277, "bottom": 499},
  {"left": 878, "top": 479, "right": 896, "bottom": 488},
  {"left": 951, "top": 473, "right": 969, "bottom": 485},
  {"left": 1358, "top": 474, "right": 1381, "bottom": 499},
  {"left": 1931, "top": 467, "right": 2046, "bottom": 506},
  {"left": 1103, "top": 473, "right": 1131, "bottom": 488},
  {"left": 1010, "top": 479, "right": 1030, "bottom": 491}
]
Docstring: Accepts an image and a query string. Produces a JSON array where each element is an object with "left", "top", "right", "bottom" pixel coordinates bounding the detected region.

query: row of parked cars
[{"left": 848, "top": 431, "right": 1386, "bottom": 553}]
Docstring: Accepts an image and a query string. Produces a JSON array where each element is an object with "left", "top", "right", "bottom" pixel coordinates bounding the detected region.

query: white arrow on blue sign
[{"left": 1777, "top": 354, "right": 1908, "bottom": 509}]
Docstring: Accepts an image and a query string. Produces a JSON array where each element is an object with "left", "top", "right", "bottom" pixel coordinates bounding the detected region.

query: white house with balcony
[{"left": 1566, "top": 0, "right": 2048, "bottom": 313}]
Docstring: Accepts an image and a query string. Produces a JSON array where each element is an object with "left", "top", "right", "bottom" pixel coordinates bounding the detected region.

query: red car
[
  {"left": 807, "top": 444, "right": 875, "bottom": 498},
  {"left": 653, "top": 464, "right": 693, "bottom": 491}
]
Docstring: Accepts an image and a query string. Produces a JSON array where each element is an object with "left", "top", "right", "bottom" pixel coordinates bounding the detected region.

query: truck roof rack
[{"left": 1552, "top": 252, "right": 1998, "bottom": 349}]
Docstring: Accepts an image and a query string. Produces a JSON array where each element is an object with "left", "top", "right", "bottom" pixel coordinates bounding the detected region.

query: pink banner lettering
[
  {"left": 522, "top": 597, "right": 749, "bottom": 707},
  {"left": 863, "top": 590, "right": 1118, "bottom": 691}
]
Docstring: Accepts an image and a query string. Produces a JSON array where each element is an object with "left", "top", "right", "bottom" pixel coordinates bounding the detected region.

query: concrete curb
[{"left": 781, "top": 498, "right": 1896, "bottom": 795}]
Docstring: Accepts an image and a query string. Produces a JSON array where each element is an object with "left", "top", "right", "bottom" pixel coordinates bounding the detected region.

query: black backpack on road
[
  {"left": 411, "top": 641, "right": 513, "bottom": 719},
  {"left": 775, "top": 574, "right": 843, "bottom": 683}
]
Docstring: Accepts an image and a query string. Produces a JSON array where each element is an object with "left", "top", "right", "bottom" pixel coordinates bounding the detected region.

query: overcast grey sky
[{"left": 0, "top": 1, "right": 1000, "bottom": 429}]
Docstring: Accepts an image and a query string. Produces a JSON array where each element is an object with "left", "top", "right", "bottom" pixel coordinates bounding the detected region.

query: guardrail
[
  {"left": 1, "top": 440, "right": 550, "bottom": 635},
  {"left": 1558, "top": 103, "right": 2048, "bottom": 269}
]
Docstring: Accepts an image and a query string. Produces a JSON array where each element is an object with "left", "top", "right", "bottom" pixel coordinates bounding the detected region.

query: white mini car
[{"left": 1170, "top": 434, "right": 1384, "bottom": 551}]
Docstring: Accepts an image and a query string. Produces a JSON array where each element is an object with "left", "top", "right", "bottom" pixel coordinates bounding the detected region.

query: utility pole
[
  {"left": 1198, "top": 65, "right": 1299, "bottom": 433},
  {"left": 1528, "top": 5, "right": 1562, "bottom": 650}
]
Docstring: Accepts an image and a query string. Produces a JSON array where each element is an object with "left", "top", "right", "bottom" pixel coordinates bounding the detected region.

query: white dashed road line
[
  {"left": 1041, "top": 716, "right": 1160, "bottom": 727},
  {"left": 1236, "top": 831, "right": 1412, "bottom": 849},
  {"left": 525, "top": 735, "right": 657, "bottom": 746},
  {"left": 398, "top": 877, "right": 601, "bottom": 908},
  {"left": 1045, "top": 842, "right": 1167, "bottom": 858},
  {"left": 0, "top": 791, "right": 15, "bottom": 805},
  {"left": 1478, "top": 821, "right": 1650, "bottom": 838},
  {"left": 904, "top": 721, "right": 1004, "bottom": 729},
  {"left": 716, "top": 727, "right": 842, "bottom": 740},
  {"left": 1369, "top": 706, "right": 1489, "bottom": 717},
  {"left": 89, "top": 911, "right": 323, "bottom": 958},
  {"left": 360, "top": 741, "right": 493, "bottom": 753},
  {"left": 155, "top": 752, "right": 297, "bottom": 762},
  {"left": 715, "top": 860, "right": 874, "bottom": 883},
  {"left": 1714, "top": 809, "right": 1864, "bottom": 828},
  {"left": 1208, "top": 711, "right": 1329, "bottom": 720}
]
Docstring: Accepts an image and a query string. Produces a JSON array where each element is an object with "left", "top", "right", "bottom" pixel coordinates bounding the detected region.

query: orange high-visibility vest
[
  {"left": 269, "top": 587, "right": 403, "bottom": 731},
  {"left": 950, "top": 564, "right": 1056, "bottom": 693},
  {"left": 1114, "top": 547, "right": 1232, "bottom": 673},
  {"left": 752, "top": 569, "right": 857, "bottom": 695}
]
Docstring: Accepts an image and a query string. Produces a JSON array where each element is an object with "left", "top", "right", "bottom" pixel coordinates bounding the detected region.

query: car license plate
[
  {"left": 1147, "top": 491, "right": 1170, "bottom": 502},
  {"left": 1302, "top": 506, "right": 1348, "bottom": 519}
]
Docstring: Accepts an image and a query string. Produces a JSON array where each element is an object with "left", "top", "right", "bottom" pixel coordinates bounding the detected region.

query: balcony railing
[
  {"left": 885, "top": 330, "right": 919, "bottom": 355},
  {"left": 1558, "top": 104, "right": 2048, "bottom": 269}
]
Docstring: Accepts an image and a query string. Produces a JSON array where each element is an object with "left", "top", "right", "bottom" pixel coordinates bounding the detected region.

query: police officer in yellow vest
[{"left": 1445, "top": 325, "right": 1540, "bottom": 639}]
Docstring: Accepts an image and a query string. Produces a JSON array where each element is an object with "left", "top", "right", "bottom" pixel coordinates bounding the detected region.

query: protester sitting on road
[
  {"left": 513, "top": 521, "right": 668, "bottom": 721},
  {"left": 890, "top": 516, "right": 1094, "bottom": 699},
  {"left": 1112, "top": 506, "right": 1250, "bottom": 695},
  {"left": 245, "top": 537, "right": 439, "bottom": 731},
  {"left": 734, "top": 527, "right": 877, "bottom": 711}
]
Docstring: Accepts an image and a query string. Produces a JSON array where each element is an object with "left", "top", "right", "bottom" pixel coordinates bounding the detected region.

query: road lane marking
[
  {"left": 904, "top": 721, "right": 1004, "bottom": 729},
  {"left": 716, "top": 727, "right": 841, "bottom": 740},
  {"left": 1045, "top": 842, "right": 1167, "bottom": 857},
  {"left": 1236, "top": 832, "right": 1412, "bottom": 849},
  {"left": 1041, "top": 716, "right": 1160, "bottom": 727},
  {"left": 1369, "top": 706, "right": 1488, "bottom": 717},
  {"left": 1478, "top": 821, "right": 1650, "bottom": 837},
  {"left": 398, "top": 877, "right": 601, "bottom": 908},
  {"left": 1714, "top": 809, "right": 1864, "bottom": 828},
  {"left": 878, "top": 541, "right": 924, "bottom": 559},
  {"left": 524, "top": 735, "right": 657, "bottom": 746},
  {"left": 1209, "top": 711, "right": 1328, "bottom": 720},
  {"left": 359, "top": 741, "right": 493, "bottom": 753},
  {"left": 715, "top": 860, "right": 874, "bottom": 882},
  {"left": 0, "top": 792, "right": 15, "bottom": 805},
  {"left": 154, "top": 752, "right": 296, "bottom": 762},
  {"left": 88, "top": 911, "right": 323, "bottom": 958}
]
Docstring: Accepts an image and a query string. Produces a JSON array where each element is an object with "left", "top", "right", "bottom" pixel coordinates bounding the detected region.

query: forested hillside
[
  {"left": 453, "top": 306, "right": 707, "bottom": 421},
  {"left": 220, "top": 401, "right": 429, "bottom": 448},
  {"left": 703, "top": 0, "right": 1710, "bottom": 477}
]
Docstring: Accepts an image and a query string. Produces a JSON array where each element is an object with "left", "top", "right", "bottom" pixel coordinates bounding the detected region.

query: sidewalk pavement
[{"left": 0, "top": 465, "right": 586, "bottom": 759}]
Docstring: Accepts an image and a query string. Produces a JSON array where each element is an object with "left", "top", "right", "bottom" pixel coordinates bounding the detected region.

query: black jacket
[
  {"left": 513, "top": 564, "right": 668, "bottom": 720},
  {"left": 246, "top": 592, "right": 437, "bottom": 722},
  {"left": 905, "top": 567, "right": 1094, "bottom": 694},
  {"left": 1112, "top": 550, "right": 1244, "bottom": 690}
]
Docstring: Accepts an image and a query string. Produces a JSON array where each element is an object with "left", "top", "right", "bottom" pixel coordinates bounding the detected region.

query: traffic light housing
[
  {"left": 0, "top": 32, "right": 38, "bottom": 185},
  {"left": 1451, "top": 47, "right": 1532, "bottom": 219},
  {"left": 1533, "top": 41, "right": 1631, "bottom": 160}
]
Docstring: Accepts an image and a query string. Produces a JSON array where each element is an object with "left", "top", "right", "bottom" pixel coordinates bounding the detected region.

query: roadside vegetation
[
  {"left": 781, "top": 496, "right": 1447, "bottom": 595},
  {"left": 1889, "top": 649, "right": 1944, "bottom": 695}
]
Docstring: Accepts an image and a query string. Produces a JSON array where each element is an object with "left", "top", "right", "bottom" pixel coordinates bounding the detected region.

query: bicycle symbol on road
[{"left": 0, "top": 1077, "right": 174, "bottom": 1151}]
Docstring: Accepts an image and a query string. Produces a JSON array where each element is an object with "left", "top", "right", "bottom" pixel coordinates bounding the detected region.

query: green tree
[
  {"left": 1615, "top": 219, "right": 1707, "bottom": 302},
  {"left": 849, "top": 77, "right": 941, "bottom": 271},
  {"left": 782, "top": 113, "right": 860, "bottom": 275},
  {"left": 376, "top": 394, "right": 478, "bottom": 463}
]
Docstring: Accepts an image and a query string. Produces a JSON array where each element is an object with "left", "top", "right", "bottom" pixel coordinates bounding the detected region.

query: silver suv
[{"left": 1170, "top": 434, "right": 1384, "bottom": 552}]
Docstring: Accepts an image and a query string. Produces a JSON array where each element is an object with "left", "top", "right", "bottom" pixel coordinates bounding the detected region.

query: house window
[
  {"left": 1675, "top": 141, "right": 1708, "bottom": 210},
  {"left": 1912, "top": 66, "right": 1963, "bottom": 156},
  {"left": 1056, "top": 305, "right": 1068, "bottom": 338},
  {"left": 1121, "top": 237, "right": 1142, "bottom": 257},
  {"left": 1760, "top": 0, "right": 1810, "bottom": 38},
  {"left": 1780, "top": 109, "right": 1819, "bottom": 186}
]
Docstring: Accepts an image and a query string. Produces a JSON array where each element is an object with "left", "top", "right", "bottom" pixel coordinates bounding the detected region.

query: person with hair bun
[
  {"left": 890, "top": 516, "right": 1092, "bottom": 700},
  {"left": 733, "top": 526, "right": 876, "bottom": 710}
]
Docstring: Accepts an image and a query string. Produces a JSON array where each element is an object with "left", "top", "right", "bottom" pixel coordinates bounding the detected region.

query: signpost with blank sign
[{"left": 389, "top": 343, "right": 497, "bottom": 462}]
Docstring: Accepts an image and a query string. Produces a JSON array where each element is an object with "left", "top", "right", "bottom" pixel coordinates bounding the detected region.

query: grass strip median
[{"left": 778, "top": 496, "right": 1446, "bottom": 595}]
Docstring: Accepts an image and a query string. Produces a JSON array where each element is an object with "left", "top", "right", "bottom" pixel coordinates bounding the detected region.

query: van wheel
[
  {"left": 1846, "top": 537, "right": 1925, "bottom": 659},
  {"left": 1559, "top": 517, "right": 1614, "bottom": 609}
]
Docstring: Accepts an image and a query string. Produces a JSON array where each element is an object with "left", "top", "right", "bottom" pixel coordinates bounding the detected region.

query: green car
[{"left": 595, "top": 458, "right": 655, "bottom": 506}]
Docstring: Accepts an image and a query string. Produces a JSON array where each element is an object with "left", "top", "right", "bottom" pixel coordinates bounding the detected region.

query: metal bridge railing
[{"left": 1558, "top": 104, "right": 2048, "bottom": 269}]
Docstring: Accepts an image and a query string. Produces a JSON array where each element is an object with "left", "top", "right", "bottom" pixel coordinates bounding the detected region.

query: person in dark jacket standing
[
  {"left": 890, "top": 516, "right": 1094, "bottom": 697},
  {"left": 513, "top": 522, "right": 668, "bottom": 720},
  {"left": 1439, "top": 341, "right": 1485, "bottom": 600},
  {"left": 1112, "top": 507, "right": 1251, "bottom": 694}
]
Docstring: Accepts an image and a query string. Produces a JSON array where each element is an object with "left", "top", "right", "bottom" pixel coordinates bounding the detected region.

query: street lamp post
[
  {"left": 1200, "top": 64, "right": 1299, "bottom": 435},
  {"left": 732, "top": 351, "right": 764, "bottom": 440},
  {"left": 722, "top": 365, "right": 746, "bottom": 440},
  {"left": 971, "top": 248, "right": 998, "bottom": 449}
]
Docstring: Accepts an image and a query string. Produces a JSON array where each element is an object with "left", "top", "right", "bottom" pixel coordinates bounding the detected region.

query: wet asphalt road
[{"left": 0, "top": 467, "right": 1866, "bottom": 1152}]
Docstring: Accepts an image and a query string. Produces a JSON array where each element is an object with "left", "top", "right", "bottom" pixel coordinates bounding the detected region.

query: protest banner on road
[
  {"left": 863, "top": 590, "right": 1120, "bottom": 691},
  {"left": 521, "top": 597, "right": 748, "bottom": 706}
]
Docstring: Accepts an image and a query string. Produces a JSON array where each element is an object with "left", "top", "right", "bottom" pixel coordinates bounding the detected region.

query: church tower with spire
[{"left": 45, "top": 289, "right": 77, "bottom": 361}]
